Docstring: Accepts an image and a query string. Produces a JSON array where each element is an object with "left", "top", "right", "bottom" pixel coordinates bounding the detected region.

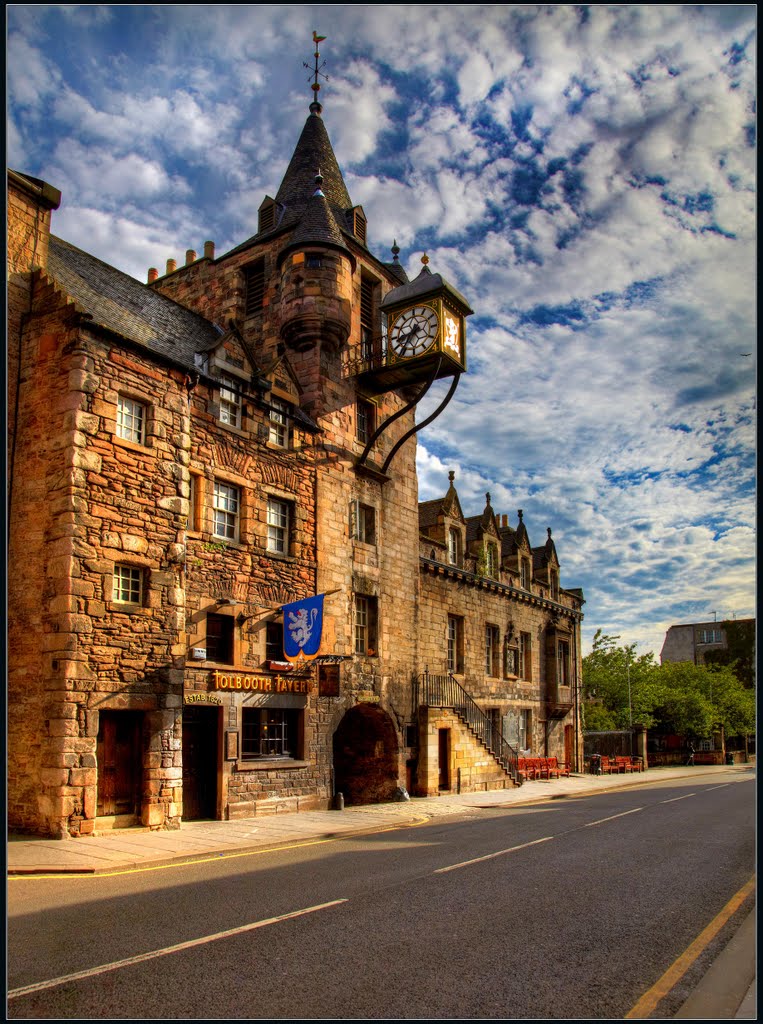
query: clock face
[{"left": 388, "top": 305, "right": 439, "bottom": 358}]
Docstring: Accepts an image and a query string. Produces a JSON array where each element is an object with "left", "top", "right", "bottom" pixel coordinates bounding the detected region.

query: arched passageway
[{"left": 332, "top": 703, "right": 399, "bottom": 805}]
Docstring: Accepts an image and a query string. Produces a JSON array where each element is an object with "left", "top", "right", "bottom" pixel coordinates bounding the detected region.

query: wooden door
[
  {"left": 96, "top": 711, "right": 142, "bottom": 818},
  {"left": 182, "top": 706, "right": 219, "bottom": 820},
  {"left": 438, "top": 728, "right": 450, "bottom": 790},
  {"left": 564, "top": 724, "right": 574, "bottom": 770}
]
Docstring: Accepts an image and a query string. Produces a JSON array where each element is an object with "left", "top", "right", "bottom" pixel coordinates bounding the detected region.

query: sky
[{"left": 7, "top": 4, "right": 757, "bottom": 657}]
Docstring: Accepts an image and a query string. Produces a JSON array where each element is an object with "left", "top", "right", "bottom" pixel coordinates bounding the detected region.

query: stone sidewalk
[{"left": 7, "top": 764, "right": 755, "bottom": 1018}]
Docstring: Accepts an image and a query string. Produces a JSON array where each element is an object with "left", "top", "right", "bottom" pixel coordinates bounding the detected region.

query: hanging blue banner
[{"left": 282, "top": 594, "right": 325, "bottom": 662}]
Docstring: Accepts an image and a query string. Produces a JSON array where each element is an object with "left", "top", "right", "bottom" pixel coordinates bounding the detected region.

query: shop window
[
  {"left": 218, "top": 374, "right": 242, "bottom": 428},
  {"left": 116, "top": 395, "right": 146, "bottom": 445},
  {"left": 206, "top": 613, "right": 234, "bottom": 664},
  {"left": 447, "top": 615, "right": 464, "bottom": 674},
  {"left": 357, "top": 399, "right": 375, "bottom": 445},
  {"left": 213, "top": 481, "right": 240, "bottom": 541},
  {"left": 244, "top": 258, "right": 265, "bottom": 316},
  {"left": 519, "top": 631, "right": 532, "bottom": 681},
  {"left": 268, "top": 399, "right": 289, "bottom": 447},
  {"left": 354, "top": 594, "right": 378, "bottom": 656},
  {"left": 267, "top": 497, "right": 291, "bottom": 555},
  {"left": 113, "top": 564, "right": 143, "bottom": 604},
  {"left": 241, "top": 708, "right": 301, "bottom": 759},
  {"left": 351, "top": 501, "right": 376, "bottom": 544},
  {"left": 485, "top": 623, "right": 500, "bottom": 676}
]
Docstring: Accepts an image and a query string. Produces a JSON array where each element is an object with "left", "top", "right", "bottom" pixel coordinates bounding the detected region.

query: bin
[
  {"left": 725, "top": 751, "right": 734, "bottom": 765},
  {"left": 590, "top": 754, "right": 602, "bottom": 776}
]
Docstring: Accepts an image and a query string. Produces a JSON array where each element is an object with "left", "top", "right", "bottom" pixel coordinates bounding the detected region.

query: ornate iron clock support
[{"left": 356, "top": 354, "right": 462, "bottom": 475}]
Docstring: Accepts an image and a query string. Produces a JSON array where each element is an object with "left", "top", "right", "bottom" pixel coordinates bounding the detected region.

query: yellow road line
[
  {"left": 7, "top": 817, "right": 432, "bottom": 881},
  {"left": 625, "top": 875, "right": 756, "bottom": 1018}
]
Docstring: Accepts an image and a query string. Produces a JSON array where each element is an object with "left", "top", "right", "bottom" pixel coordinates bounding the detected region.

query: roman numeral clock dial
[{"left": 388, "top": 305, "right": 439, "bottom": 358}]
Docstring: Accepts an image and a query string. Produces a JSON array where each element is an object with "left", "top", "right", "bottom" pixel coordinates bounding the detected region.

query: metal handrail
[{"left": 415, "top": 670, "right": 521, "bottom": 785}]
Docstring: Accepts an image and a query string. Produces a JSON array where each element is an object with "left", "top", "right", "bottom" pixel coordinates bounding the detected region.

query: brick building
[{"left": 7, "top": 89, "right": 584, "bottom": 838}]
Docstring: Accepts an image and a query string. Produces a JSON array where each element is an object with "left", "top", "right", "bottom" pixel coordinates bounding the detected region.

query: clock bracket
[{"left": 356, "top": 355, "right": 462, "bottom": 476}]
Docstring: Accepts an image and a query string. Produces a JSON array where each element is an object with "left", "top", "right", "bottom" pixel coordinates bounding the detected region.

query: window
[
  {"left": 351, "top": 501, "right": 376, "bottom": 544},
  {"left": 218, "top": 375, "right": 242, "bottom": 428},
  {"left": 113, "top": 564, "right": 143, "bottom": 604},
  {"left": 267, "top": 497, "right": 290, "bottom": 555},
  {"left": 357, "top": 399, "right": 375, "bottom": 445},
  {"left": 206, "top": 613, "right": 234, "bottom": 664},
  {"left": 244, "top": 259, "right": 265, "bottom": 316},
  {"left": 242, "top": 708, "right": 300, "bottom": 759},
  {"left": 485, "top": 543, "right": 499, "bottom": 578},
  {"left": 353, "top": 207, "right": 367, "bottom": 245},
  {"left": 557, "top": 639, "right": 570, "bottom": 687},
  {"left": 447, "top": 615, "right": 464, "bottom": 674},
  {"left": 213, "top": 481, "right": 240, "bottom": 540},
  {"left": 519, "top": 632, "right": 532, "bottom": 680},
  {"left": 518, "top": 709, "right": 532, "bottom": 752},
  {"left": 265, "top": 621, "right": 284, "bottom": 662},
  {"left": 354, "top": 594, "right": 378, "bottom": 656},
  {"left": 447, "top": 528, "right": 462, "bottom": 567},
  {"left": 188, "top": 473, "right": 202, "bottom": 532},
  {"left": 550, "top": 569, "right": 560, "bottom": 601},
  {"left": 116, "top": 395, "right": 146, "bottom": 444},
  {"left": 360, "top": 275, "right": 377, "bottom": 362},
  {"left": 520, "top": 559, "right": 531, "bottom": 590},
  {"left": 268, "top": 399, "right": 288, "bottom": 447},
  {"left": 485, "top": 624, "right": 500, "bottom": 676},
  {"left": 698, "top": 628, "right": 722, "bottom": 644},
  {"left": 306, "top": 254, "right": 322, "bottom": 269}
]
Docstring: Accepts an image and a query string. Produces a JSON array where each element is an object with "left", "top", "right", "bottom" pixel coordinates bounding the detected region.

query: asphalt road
[{"left": 7, "top": 773, "right": 755, "bottom": 1019}]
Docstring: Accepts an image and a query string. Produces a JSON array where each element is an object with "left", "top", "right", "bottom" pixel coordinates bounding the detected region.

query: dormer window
[
  {"left": 447, "top": 528, "right": 462, "bottom": 567},
  {"left": 352, "top": 207, "right": 367, "bottom": 245},
  {"left": 360, "top": 273, "right": 379, "bottom": 362},
  {"left": 258, "top": 197, "right": 279, "bottom": 234},
  {"left": 219, "top": 374, "right": 242, "bottom": 428},
  {"left": 268, "top": 399, "right": 289, "bottom": 447},
  {"left": 520, "top": 558, "right": 531, "bottom": 590},
  {"left": 486, "top": 543, "right": 499, "bottom": 578}
]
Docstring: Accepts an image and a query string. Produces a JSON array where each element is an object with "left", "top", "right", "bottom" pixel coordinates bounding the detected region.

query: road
[{"left": 7, "top": 773, "right": 755, "bottom": 1019}]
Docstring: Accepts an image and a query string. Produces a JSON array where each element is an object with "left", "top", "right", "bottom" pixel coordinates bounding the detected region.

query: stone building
[
  {"left": 660, "top": 619, "right": 755, "bottom": 667},
  {"left": 7, "top": 82, "right": 584, "bottom": 838}
]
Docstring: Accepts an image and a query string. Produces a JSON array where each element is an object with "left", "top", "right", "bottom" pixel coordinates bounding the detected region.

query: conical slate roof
[{"left": 275, "top": 109, "right": 352, "bottom": 214}]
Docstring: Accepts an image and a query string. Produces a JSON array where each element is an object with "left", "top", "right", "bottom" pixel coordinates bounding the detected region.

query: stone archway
[{"left": 333, "top": 703, "right": 399, "bottom": 805}]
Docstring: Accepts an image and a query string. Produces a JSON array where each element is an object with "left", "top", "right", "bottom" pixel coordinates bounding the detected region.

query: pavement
[{"left": 7, "top": 764, "right": 756, "bottom": 1018}]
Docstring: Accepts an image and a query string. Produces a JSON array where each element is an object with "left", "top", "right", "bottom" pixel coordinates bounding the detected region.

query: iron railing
[{"left": 416, "top": 670, "right": 522, "bottom": 785}]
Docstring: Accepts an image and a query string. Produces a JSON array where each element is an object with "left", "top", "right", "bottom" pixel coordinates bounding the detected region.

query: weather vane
[{"left": 304, "top": 31, "right": 328, "bottom": 108}]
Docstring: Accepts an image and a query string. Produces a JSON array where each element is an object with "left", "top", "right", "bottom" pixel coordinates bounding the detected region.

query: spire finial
[
  {"left": 391, "top": 239, "right": 400, "bottom": 263},
  {"left": 448, "top": 470, "right": 455, "bottom": 483},
  {"left": 421, "top": 252, "right": 429, "bottom": 266},
  {"left": 305, "top": 31, "right": 328, "bottom": 114},
  {"left": 517, "top": 509, "right": 523, "bottom": 522}
]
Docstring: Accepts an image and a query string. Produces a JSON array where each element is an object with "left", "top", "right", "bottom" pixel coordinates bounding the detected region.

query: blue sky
[{"left": 7, "top": 5, "right": 756, "bottom": 656}]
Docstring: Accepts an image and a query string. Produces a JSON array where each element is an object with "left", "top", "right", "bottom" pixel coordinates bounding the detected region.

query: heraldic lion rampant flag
[{"left": 282, "top": 594, "right": 325, "bottom": 662}]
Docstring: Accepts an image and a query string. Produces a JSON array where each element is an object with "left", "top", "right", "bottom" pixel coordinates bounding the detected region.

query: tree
[
  {"left": 703, "top": 619, "right": 756, "bottom": 689},
  {"left": 582, "top": 630, "right": 755, "bottom": 741}
]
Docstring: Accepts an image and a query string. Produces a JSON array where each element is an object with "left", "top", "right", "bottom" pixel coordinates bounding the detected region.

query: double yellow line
[{"left": 625, "top": 875, "right": 755, "bottom": 1018}]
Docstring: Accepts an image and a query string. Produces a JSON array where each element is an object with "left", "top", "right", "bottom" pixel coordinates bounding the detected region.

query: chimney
[
  {"left": 185, "top": 249, "right": 197, "bottom": 266},
  {"left": 203, "top": 240, "right": 215, "bottom": 260},
  {"left": 501, "top": 514, "right": 508, "bottom": 528},
  {"left": 166, "top": 258, "right": 177, "bottom": 275},
  {"left": 147, "top": 267, "right": 159, "bottom": 283}
]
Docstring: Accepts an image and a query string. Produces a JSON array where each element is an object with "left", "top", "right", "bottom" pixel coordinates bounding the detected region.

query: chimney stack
[
  {"left": 147, "top": 267, "right": 158, "bottom": 283},
  {"left": 203, "top": 240, "right": 215, "bottom": 260},
  {"left": 185, "top": 249, "right": 197, "bottom": 266},
  {"left": 166, "top": 258, "right": 177, "bottom": 275}
]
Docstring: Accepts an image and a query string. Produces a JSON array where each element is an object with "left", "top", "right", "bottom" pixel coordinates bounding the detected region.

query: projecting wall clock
[{"left": 388, "top": 305, "right": 440, "bottom": 358}]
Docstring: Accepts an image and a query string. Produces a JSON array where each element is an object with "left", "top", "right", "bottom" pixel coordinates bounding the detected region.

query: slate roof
[{"left": 46, "top": 235, "right": 221, "bottom": 370}]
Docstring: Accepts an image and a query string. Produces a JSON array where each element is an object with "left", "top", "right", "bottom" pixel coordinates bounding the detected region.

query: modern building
[
  {"left": 7, "top": 69, "right": 584, "bottom": 838},
  {"left": 660, "top": 619, "right": 755, "bottom": 667}
]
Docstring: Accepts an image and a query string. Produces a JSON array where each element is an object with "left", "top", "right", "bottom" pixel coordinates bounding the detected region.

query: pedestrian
[{"left": 686, "top": 742, "right": 695, "bottom": 766}]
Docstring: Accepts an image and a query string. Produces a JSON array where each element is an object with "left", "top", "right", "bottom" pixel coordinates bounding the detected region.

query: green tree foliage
[
  {"left": 582, "top": 630, "right": 755, "bottom": 739},
  {"left": 702, "top": 619, "right": 756, "bottom": 689}
]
